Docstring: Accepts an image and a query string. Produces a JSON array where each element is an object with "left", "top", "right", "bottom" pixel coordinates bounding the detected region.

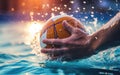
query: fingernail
[
  {"left": 42, "top": 40, "right": 45, "bottom": 43},
  {"left": 41, "top": 49, "right": 46, "bottom": 53},
  {"left": 42, "top": 39, "right": 47, "bottom": 43},
  {"left": 62, "top": 20, "right": 67, "bottom": 29},
  {"left": 62, "top": 20, "right": 67, "bottom": 25},
  {"left": 63, "top": 20, "right": 66, "bottom": 22}
]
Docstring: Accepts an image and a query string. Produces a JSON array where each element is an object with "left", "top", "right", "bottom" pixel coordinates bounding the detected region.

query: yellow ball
[{"left": 40, "top": 15, "right": 85, "bottom": 48}]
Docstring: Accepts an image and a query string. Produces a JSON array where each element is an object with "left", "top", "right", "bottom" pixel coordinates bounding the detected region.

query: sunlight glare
[
  {"left": 27, "top": 21, "right": 48, "bottom": 60},
  {"left": 28, "top": 21, "right": 44, "bottom": 38},
  {"left": 24, "top": 21, "right": 44, "bottom": 45}
]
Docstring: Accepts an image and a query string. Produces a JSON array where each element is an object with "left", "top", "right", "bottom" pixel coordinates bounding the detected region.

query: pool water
[{"left": 0, "top": 14, "right": 120, "bottom": 75}]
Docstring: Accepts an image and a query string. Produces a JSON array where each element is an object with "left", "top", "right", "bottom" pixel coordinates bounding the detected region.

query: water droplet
[
  {"left": 70, "top": 1, "right": 74, "bottom": 4},
  {"left": 91, "top": 6, "right": 95, "bottom": 9},
  {"left": 83, "top": 1, "right": 86, "bottom": 4},
  {"left": 11, "top": 8, "right": 15, "bottom": 11},
  {"left": 64, "top": 4, "right": 67, "bottom": 7},
  {"left": 83, "top": 7, "right": 86, "bottom": 10},
  {"left": 68, "top": 8, "right": 72, "bottom": 10}
]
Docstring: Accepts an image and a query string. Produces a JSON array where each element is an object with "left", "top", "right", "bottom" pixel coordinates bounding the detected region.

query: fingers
[
  {"left": 43, "top": 38, "right": 77, "bottom": 46},
  {"left": 41, "top": 47, "right": 68, "bottom": 55},
  {"left": 62, "top": 20, "right": 88, "bottom": 36},
  {"left": 62, "top": 20, "right": 74, "bottom": 33},
  {"left": 43, "top": 39, "right": 64, "bottom": 45}
]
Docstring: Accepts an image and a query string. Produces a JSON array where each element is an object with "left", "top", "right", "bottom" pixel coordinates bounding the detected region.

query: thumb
[{"left": 62, "top": 20, "right": 74, "bottom": 33}]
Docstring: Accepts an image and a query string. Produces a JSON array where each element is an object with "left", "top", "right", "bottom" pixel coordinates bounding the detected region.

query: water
[{"left": 0, "top": 13, "right": 120, "bottom": 75}]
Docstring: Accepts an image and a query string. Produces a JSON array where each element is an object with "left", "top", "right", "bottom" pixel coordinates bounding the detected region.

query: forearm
[{"left": 90, "top": 12, "right": 120, "bottom": 51}]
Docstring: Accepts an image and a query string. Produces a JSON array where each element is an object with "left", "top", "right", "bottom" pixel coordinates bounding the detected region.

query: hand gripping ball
[{"left": 40, "top": 15, "right": 85, "bottom": 48}]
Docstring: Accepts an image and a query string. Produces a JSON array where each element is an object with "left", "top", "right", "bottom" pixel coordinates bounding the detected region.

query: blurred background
[
  {"left": 0, "top": 0, "right": 120, "bottom": 22},
  {"left": 0, "top": 0, "right": 120, "bottom": 75}
]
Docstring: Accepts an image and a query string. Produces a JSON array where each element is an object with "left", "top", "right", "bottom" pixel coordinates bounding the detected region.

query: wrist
[
  {"left": 84, "top": 35, "right": 96, "bottom": 54},
  {"left": 88, "top": 33, "right": 102, "bottom": 53}
]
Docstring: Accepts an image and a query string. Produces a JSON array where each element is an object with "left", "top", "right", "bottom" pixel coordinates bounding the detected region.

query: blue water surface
[{"left": 0, "top": 13, "right": 120, "bottom": 75}]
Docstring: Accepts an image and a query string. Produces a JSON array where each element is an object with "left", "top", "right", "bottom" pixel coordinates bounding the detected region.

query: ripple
[
  {"left": 0, "top": 42, "right": 25, "bottom": 47},
  {"left": 18, "top": 54, "right": 35, "bottom": 58},
  {"left": 0, "top": 59, "right": 46, "bottom": 74},
  {"left": 1, "top": 13, "right": 120, "bottom": 75},
  {"left": 0, "top": 42, "right": 12, "bottom": 47},
  {"left": 0, "top": 53, "right": 17, "bottom": 60}
]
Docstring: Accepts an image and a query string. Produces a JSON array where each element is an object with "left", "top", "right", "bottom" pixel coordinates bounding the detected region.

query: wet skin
[{"left": 41, "top": 12, "right": 120, "bottom": 61}]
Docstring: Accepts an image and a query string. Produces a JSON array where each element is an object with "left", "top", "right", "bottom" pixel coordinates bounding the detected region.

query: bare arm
[
  {"left": 41, "top": 12, "right": 120, "bottom": 61},
  {"left": 90, "top": 12, "right": 120, "bottom": 52}
]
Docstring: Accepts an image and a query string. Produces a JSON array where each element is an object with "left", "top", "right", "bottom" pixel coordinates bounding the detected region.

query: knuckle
[
  {"left": 52, "top": 39, "right": 56, "bottom": 43},
  {"left": 61, "top": 40, "right": 66, "bottom": 44}
]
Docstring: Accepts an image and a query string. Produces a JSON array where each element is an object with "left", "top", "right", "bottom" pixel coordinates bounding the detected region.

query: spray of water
[
  {"left": 30, "top": 32, "right": 49, "bottom": 61},
  {"left": 28, "top": 0, "right": 120, "bottom": 62}
]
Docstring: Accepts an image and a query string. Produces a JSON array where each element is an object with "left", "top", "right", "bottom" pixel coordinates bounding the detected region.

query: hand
[{"left": 41, "top": 20, "right": 94, "bottom": 61}]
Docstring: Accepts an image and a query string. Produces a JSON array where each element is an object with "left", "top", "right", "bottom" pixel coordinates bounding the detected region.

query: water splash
[{"left": 30, "top": 31, "right": 48, "bottom": 61}]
